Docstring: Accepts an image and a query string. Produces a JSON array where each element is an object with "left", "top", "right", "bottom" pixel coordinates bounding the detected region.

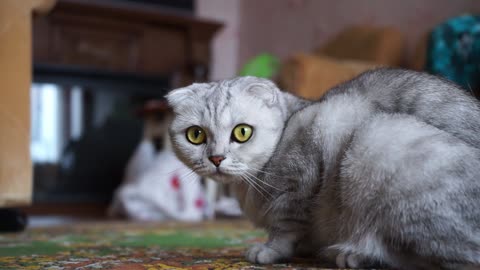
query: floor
[{"left": 0, "top": 219, "right": 349, "bottom": 270}]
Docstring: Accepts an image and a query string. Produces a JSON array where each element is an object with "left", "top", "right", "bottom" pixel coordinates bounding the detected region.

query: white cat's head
[{"left": 166, "top": 77, "right": 289, "bottom": 183}]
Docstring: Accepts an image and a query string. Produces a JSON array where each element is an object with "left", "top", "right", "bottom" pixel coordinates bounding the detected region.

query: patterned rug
[{"left": 0, "top": 220, "right": 352, "bottom": 269}]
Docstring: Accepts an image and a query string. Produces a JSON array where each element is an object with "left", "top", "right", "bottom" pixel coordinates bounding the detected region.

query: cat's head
[{"left": 166, "top": 77, "right": 290, "bottom": 184}]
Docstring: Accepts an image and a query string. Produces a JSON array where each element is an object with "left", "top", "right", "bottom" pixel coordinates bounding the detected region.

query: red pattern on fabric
[
  {"left": 170, "top": 175, "right": 180, "bottom": 190},
  {"left": 195, "top": 198, "right": 204, "bottom": 209}
]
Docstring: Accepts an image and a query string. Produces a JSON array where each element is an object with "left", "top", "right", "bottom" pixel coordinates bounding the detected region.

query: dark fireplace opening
[{"left": 31, "top": 64, "right": 170, "bottom": 206}]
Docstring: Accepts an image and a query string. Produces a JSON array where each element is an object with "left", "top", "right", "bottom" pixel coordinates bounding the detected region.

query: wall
[
  {"left": 197, "top": 0, "right": 480, "bottom": 80},
  {"left": 196, "top": 0, "right": 241, "bottom": 81}
]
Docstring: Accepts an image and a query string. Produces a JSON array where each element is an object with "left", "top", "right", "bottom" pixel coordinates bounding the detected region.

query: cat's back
[
  {"left": 280, "top": 91, "right": 373, "bottom": 152},
  {"left": 339, "top": 113, "right": 480, "bottom": 228},
  {"left": 324, "top": 68, "right": 468, "bottom": 108},
  {"left": 344, "top": 113, "right": 480, "bottom": 180},
  {"left": 325, "top": 68, "right": 460, "bottom": 96},
  {"left": 323, "top": 68, "right": 480, "bottom": 149}
]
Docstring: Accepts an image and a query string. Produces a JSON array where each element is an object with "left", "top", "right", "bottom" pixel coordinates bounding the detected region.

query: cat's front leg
[
  {"left": 245, "top": 231, "right": 297, "bottom": 264},
  {"left": 321, "top": 244, "right": 386, "bottom": 269},
  {"left": 244, "top": 189, "right": 310, "bottom": 264},
  {"left": 335, "top": 252, "right": 370, "bottom": 268},
  {"left": 321, "top": 249, "right": 379, "bottom": 269}
]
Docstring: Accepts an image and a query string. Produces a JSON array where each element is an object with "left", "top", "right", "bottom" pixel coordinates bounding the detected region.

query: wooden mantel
[{"left": 33, "top": 0, "right": 222, "bottom": 83}]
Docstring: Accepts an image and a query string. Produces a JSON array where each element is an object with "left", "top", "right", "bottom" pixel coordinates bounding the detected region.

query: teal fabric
[{"left": 426, "top": 14, "right": 480, "bottom": 91}]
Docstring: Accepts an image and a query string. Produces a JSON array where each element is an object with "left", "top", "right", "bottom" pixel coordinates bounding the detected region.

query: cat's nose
[{"left": 209, "top": 155, "right": 226, "bottom": 167}]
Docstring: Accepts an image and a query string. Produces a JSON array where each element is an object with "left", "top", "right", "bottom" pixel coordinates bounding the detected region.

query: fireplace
[{"left": 28, "top": 0, "right": 221, "bottom": 215}]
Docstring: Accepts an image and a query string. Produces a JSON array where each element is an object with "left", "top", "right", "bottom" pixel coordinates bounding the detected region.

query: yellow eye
[
  {"left": 186, "top": 126, "right": 206, "bottom": 145},
  {"left": 232, "top": 124, "right": 253, "bottom": 143}
]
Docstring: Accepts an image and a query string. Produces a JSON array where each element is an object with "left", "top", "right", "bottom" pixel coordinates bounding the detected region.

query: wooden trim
[
  {"left": 33, "top": 0, "right": 57, "bottom": 15},
  {"left": 55, "top": 0, "right": 222, "bottom": 39}
]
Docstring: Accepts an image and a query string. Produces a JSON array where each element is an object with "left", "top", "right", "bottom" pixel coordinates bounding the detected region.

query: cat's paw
[
  {"left": 335, "top": 252, "right": 367, "bottom": 269},
  {"left": 245, "top": 243, "right": 285, "bottom": 264}
]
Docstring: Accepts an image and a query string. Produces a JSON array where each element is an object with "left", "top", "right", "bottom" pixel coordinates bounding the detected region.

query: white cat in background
[{"left": 108, "top": 114, "right": 207, "bottom": 222}]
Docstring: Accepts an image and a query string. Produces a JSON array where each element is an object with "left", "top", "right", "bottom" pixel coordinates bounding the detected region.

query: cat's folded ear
[
  {"left": 244, "top": 79, "right": 279, "bottom": 107},
  {"left": 165, "top": 86, "right": 197, "bottom": 110}
]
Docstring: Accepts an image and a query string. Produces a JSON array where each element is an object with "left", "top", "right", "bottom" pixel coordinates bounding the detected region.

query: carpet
[{"left": 0, "top": 220, "right": 351, "bottom": 269}]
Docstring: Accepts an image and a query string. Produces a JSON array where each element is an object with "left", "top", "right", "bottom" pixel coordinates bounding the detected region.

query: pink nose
[{"left": 209, "top": 155, "right": 225, "bottom": 167}]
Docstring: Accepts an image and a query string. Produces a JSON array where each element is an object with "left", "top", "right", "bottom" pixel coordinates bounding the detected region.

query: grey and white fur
[{"left": 166, "top": 68, "right": 480, "bottom": 269}]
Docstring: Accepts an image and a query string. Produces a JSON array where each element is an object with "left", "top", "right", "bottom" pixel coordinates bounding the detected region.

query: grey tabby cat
[{"left": 166, "top": 68, "right": 480, "bottom": 270}]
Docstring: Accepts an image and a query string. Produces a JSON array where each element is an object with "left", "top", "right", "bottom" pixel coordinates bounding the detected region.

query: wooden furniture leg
[{"left": 0, "top": 0, "right": 55, "bottom": 209}]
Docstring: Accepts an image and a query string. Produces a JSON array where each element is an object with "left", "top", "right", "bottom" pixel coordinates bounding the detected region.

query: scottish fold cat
[{"left": 166, "top": 69, "right": 480, "bottom": 269}]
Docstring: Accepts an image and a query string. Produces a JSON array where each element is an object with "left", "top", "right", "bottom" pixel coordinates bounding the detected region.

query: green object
[{"left": 239, "top": 53, "right": 280, "bottom": 78}]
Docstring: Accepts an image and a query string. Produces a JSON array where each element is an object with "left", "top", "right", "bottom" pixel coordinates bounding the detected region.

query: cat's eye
[
  {"left": 232, "top": 124, "right": 253, "bottom": 143},
  {"left": 186, "top": 126, "right": 206, "bottom": 145}
]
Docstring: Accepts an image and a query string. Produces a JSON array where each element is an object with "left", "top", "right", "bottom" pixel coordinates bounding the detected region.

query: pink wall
[
  {"left": 197, "top": 0, "right": 480, "bottom": 80},
  {"left": 238, "top": 0, "right": 480, "bottom": 68},
  {"left": 197, "top": 0, "right": 241, "bottom": 81}
]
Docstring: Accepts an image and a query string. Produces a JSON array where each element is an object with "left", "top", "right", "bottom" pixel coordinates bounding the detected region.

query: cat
[{"left": 166, "top": 68, "right": 480, "bottom": 269}]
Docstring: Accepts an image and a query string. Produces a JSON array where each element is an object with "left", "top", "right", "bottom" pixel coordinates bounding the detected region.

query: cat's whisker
[
  {"left": 248, "top": 167, "right": 281, "bottom": 177},
  {"left": 173, "top": 168, "right": 196, "bottom": 179},
  {"left": 160, "top": 167, "right": 184, "bottom": 176},
  {"left": 240, "top": 175, "right": 270, "bottom": 200},
  {"left": 238, "top": 173, "right": 269, "bottom": 198},
  {"left": 244, "top": 171, "right": 285, "bottom": 192},
  {"left": 160, "top": 160, "right": 204, "bottom": 175},
  {"left": 164, "top": 166, "right": 203, "bottom": 186},
  {"left": 242, "top": 173, "right": 274, "bottom": 199},
  {"left": 263, "top": 201, "right": 276, "bottom": 215},
  {"left": 180, "top": 170, "right": 199, "bottom": 184},
  {"left": 161, "top": 164, "right": 202, "bottom": 177}
]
